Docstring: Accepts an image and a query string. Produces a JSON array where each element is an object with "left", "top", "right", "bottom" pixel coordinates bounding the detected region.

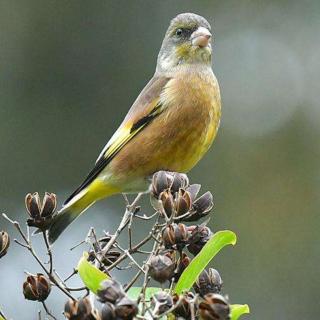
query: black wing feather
[{"left": 63, "top": 104, "right": 163, "bottom": 206}]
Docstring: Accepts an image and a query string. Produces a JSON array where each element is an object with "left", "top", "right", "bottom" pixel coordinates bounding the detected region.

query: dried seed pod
[
  {"left": 174, "top": 252, "right": 191, "bottom": 282},
  {"left": 172, "top": 292, "right": 196, "bottom": 319},
  {"left": 194, "top": 269, "right": 223, "bottom": 296},
  {"left": 162, "top": 223, "right": 189, "bottom": 249},
  {"left": 25, "top": 192, "right": 57, "bottom": 230},
  {"left": 23, "top": 273, "right": 51, "bottom": 302},
  {"left": 97, "top": 279, "right": 125, "bottom": 304},
  {"left": 100, "top": 303, "right": 116, "bottom": 320},
  {"left": 159, "top": 190, "right": 175, "bottom": 217},
  {"left": 149, "top": 254, "right": 176, "bottom": 283},
  {"left": 199, "top": 293, "right": 230, "bottom": 320},
  {"left": 170, "top": 173, "right": 189, "bottom": 193},
  {"left": 88, "top": 249, "right": 121, "bottom": 268},
  {"left": 175, "top": 189, "right": 192, "bottom": 217},
  {"left": 151, "top": 291, "right": 173, "bottom": 315},
  {"left": 64, "top": 297, "right": 98, "bottom": 320},
  {"left": 115, "top": 296, "right": 138, "bottom": 320},
  {"left": 184, "top": 191, "right": 213, "bottom": 222},
  {"left": 187, "top": 225, "right": 212, "bottom": 255},
  {"left": 88, "top": 236, "right": 121, "bottom": 267},
  {"left": 185, "top": 184, "right": 201, "bottom": 201},
  {"left": 0, "top": 231, "right": 10, "bottom": 259},
  {"left": 151, "top": 171, "right": 174, "bottom": 197}
]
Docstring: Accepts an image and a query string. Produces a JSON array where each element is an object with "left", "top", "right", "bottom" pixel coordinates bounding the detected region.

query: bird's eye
[{"left": 175, "top": 28, "right": 183, "bottom": 37}]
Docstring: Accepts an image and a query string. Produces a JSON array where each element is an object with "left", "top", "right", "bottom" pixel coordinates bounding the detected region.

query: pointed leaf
[
  {"left": 231, "top": 304, "right": 250, "bottom": 320},
  {"left": 174, "top": 230, "right": 236, "bottom": 294},
  {"left": 77, "top": 252, "right": 109, "bottom": 294}
]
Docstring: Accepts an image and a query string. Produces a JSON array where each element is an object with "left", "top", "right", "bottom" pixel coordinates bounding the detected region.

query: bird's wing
[{"left": 64, "top": 75, "right": 171, "bottom": 205}]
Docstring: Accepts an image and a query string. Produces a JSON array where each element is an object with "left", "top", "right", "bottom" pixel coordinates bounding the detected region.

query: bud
[
  {"left": 149, "top": 254, "right": 176, "bottom": 283},
  {"left": 172, "top": 292, "right": 196, "bottom": 319},
  {"left": 100, "top": 303, "right": 116, "bottom": 320},
  {"left": 97, "top": 279, "right": 125, "bottom": 304},
  {"left": 25, "top": 192, "right": 57, "bottom": 230},
  {"left": 64, "top": 297, "right": 99, "bottom": 320},
  {"left": 115, "top": 297, "right": 138, "bottom": 320},
  {"left": 0, "top": 231, "right": 10, "bottom": 259},
  {"left": 23, "top": 273, "right": 51, "bottom": 301},
  {"left": 151, "top": 291, "right": 173, "bottom": 315},
  {"left": 199, "top": 293, "right": 230, "bottom": 320},
  {"left": 162, "top": 223, "right": 189, "bottom": 250},
  {"left": 187, "top": 225, "right": 212, "bottom": 255},
  {"left": 170, "top": 173, "right": 189, "bottom": 193},
  {"left": 194, "top": 269, "right": 223, "bottom": 296},
  {"left": 151, "top": 171, "right": 174, "bottom": 198},
  {"left": 174, "top": 189, "right": 192, "bottom": 217},
  {"left": 174, "top": 252, "right": 191, "bottom": 282}
]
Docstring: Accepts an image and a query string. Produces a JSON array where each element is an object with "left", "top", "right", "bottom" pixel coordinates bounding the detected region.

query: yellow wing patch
[{"left": 97, "top": 98, "right": 163, "bottom": 163}]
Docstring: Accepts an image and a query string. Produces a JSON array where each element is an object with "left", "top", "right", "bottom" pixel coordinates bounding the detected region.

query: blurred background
[{"left": 0, "top": 0, "right": 319, "bottom": 319}]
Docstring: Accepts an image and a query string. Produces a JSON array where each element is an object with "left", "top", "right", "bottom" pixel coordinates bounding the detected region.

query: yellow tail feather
[{"left": 48, "top": 180, "right": 119, "bottom": 244}]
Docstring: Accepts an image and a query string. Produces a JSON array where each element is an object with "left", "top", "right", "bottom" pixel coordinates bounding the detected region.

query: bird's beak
[{"left": 191, "top": 27, "right": 212, "bottom": 48}]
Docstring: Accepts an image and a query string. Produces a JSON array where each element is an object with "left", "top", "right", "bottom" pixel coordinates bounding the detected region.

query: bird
[{"left": 48, "top": 12, "right": 221, "bottom": 244}]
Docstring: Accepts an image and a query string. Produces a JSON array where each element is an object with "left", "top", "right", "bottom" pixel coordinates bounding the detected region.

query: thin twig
[
  {"left": 63, "top": 269, "right": 78, "bottom": 282},
  {"left": 124, "top": 269, "right": 144, "bottom": 292},
  {"left": 106, "top": 232, "right": 153, "bottom": 271},
  {"left": 42, "top": 232, "right": 53, "bottom": 274},
  {"left": 42, "top": 302, "right": 57, "bottom": 320},
  {"left": 100, "top": 193, "right": 143, "bottom": 257},
  {"left": 2, "top": 213, "right": 76, "bottom": 301}
]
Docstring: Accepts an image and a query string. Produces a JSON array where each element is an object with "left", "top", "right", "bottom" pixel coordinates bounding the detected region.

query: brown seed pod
[
  {"left": 100, "top": 303, "right": 116, "bottom": 320},
  {"left": 97, "top": 279, "right": 125, "bottom": 304},
  {"left": 23, "top": 273, "right": 51, "bottom": 302},
  {"left": 0, "top": 230, "right": 10, "bottom": 259},
  {"left": 151, "top": 171, "right": 174, "bottom": 198},
  {"left": 194, "top": 268, "right": 223, "bottom": 297},
  {"left": 162, "top": 223, "right": 189, "bottom": 249},
  {"left": 187, "top": 225, "right": 212, "bottom": 255},
  {"left": 182, "top": 191, "right": 214, "bottom": 222},
  {"left": 170, "top": 173, "right": 189, "bottom": 193},
  {"left": 174, "top": 189, "right": 192, "bottom": 217},
  {"left": 25, "top": 192, "right": 57, "bottom": 230},
  {"left": 64, "top": 297, "right": 99, "bottom": 320},
  {"left": 151, "top": 291, "right": 173, "bottom": 315},
  {"left": 115, "top": 296, "right": 138, "bottom": 320},
  {"left": 199, "top": 293, "right": 230, "bottom": 320},
  {"left": 172, "top": 292, "right": 196, "bottom": 319},
  {"left": 149, "top": 254, "right": 176, "bottom": 283},
  {"left": 159, "top": 190, "right": 175, "bottom": 217}
]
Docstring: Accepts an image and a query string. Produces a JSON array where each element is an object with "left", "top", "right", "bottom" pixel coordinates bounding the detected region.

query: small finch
[{"left": 48, "top": 13, "right": 221, "bottom": 243}]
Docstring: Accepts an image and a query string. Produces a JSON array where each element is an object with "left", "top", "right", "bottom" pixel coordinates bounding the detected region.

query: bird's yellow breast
[
  {"left": 108, "top": 70, "right": 221, "bottom": 191},
  {"left": 160, "top": 70, "right": 221, "bottom": 171}
]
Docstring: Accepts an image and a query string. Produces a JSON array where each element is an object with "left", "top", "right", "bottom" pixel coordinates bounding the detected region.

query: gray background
[{"left": 0, "top": 0, "right": 319, "bottom": 319}]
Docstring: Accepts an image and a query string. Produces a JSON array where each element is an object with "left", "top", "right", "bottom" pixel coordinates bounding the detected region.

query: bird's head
[{"left": 157, "top": 13, "right": 212, "bottom": 73}]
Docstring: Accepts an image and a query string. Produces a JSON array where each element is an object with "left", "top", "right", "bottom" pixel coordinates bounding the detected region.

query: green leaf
[
  {"left": 231, "top": 304, "right": 250, "bottom": 320},
  {"left": 77, "top": 252, "right": 109, "bottom": 294},
  {"left": 127, "top": 287, "right": 161, "bottom": 300},
  {"left": 174, "top": 230, "right": 237, "bottom": 294}
]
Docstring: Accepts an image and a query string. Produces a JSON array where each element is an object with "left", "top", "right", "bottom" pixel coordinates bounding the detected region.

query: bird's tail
[
  {"left": 48, "top": 190, "right": 94, "bottom": 244},
  {"left": 48, "top": 181, "right": 118, "bottom": 244}
]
